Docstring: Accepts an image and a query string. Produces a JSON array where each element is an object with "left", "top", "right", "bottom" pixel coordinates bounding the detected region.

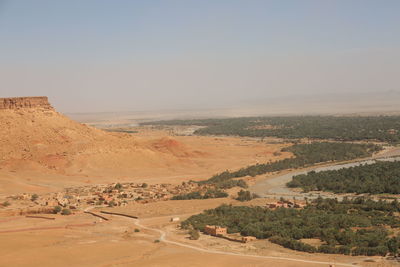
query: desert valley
[
  {"left": 1, "top": 96, "right": 400, "bottom": 267},
  {"left": 2, "top": 2, "right": 400, "bottom": 266}
]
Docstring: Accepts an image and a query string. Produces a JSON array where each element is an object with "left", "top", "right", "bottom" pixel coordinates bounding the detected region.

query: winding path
[
  {"left": 118, "top": 216, "right": 357, "bottom": 267},
  {"left": 88, "top": 149, "right": 400, "bottom": 266}
]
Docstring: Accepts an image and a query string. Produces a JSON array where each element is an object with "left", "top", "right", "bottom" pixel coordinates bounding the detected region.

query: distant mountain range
[
  {"left": 68, "top": 90, "right": 400, "bottom": 126},
  {"left": 237, "top": 90, "right": 400, "bottom": 116}
]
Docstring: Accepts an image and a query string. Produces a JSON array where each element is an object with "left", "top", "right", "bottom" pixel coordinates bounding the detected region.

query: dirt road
[{"left": 113, "top": 215, "right": 357, "bottom": 267}]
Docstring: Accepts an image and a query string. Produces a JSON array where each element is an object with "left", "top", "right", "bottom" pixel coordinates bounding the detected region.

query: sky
[{"left": 0, "top": 0, "right": 399, "bottom": 113}]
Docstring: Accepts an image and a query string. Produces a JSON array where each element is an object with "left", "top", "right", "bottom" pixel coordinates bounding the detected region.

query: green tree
[
  {"left": 1, "top": 201, "right": 11, "bottom": 207},
  {"left": 236, "top": 190, "right": 252, "bottom": 202},
  {"left": 53, "top": 206, "right": 62, "bottom": 213},
  {"left": 189, "top": 229, "right": 200, "bottom": 240},
  {"left": 61, "top": 209, "right": 71, "bottom": 215},
  {"left": 387, "top": 237, "right": 399, "bottom": 256}
]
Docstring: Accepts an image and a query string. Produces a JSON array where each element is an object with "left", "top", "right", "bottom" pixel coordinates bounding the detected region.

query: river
[{"left": 249, "top": 149, "right": 400, "bottom": 200}]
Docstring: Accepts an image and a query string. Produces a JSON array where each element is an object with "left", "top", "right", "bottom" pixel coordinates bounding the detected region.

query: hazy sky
[{"left": 0, "top": 0, "right": 399, "bottom": 113}]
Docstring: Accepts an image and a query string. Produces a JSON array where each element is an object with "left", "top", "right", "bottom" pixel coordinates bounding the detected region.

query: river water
[{"left": 249, "top": 154, "right": 400, "bottom": 200}]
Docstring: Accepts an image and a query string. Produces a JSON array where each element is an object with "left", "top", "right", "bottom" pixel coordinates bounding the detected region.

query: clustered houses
[
  {"left": 5, "top": 181, "right": 207, "bottom": 210},
  {"left": 267, "top": 200, "right": 306, "bottom": 209},
  {"left": 7, "top": 192, "right": 83, "bottom": 210}
]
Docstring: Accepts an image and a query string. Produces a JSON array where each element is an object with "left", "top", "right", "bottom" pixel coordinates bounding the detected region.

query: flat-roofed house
[{"left": 204, "top": 225, "right": 227, "bottom": 236}]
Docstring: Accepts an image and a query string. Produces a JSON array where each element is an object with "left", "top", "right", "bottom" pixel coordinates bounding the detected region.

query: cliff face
[
  {"left": 0, "top": 96, "right": 200, "bottom": 181},
  {"left": 0, "top": 97, "right": 53, "bottom": 110}
]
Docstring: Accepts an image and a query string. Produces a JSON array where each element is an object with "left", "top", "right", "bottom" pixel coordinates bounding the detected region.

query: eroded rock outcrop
[{"left": 0, "top": 96, "right": 53, "bottom": 110}]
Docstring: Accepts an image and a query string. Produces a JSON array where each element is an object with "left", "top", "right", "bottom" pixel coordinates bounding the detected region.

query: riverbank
[{"left": 249, "top": 147, "right": 400, "bottom": 200}]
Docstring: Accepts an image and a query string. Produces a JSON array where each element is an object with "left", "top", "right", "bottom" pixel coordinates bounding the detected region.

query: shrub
[
  {"left": 134, "top": 228, "right": 140, "bottom": 232},
  {"left": 31, "top": 194, "right": 39, "bottom": 201},
  {"left": 61, "top": 209, "right": 71, "bottom": 215},
  {"left": 53, "top": 206, "right": 62, "bottom": 213},
  {"left": 189, "top": 229, "right": 200, "bottom": 240},
  {"left": 114, "top": 183, "right": 123, "bottom": 190},
  {"left": 236, "top": 190, "right": 257, "bottom": 202}
]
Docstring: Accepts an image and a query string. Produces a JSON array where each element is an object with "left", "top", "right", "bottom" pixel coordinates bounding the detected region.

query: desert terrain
[
  {"left": 1, "top": 97, "right": 399, "bottom": 267},
  {"left": 0, "top": 97, "right": 289, "bottom": 196},
  {"left": 2, "top": 1, "right": 399, "bottom": 266},
  {"left": 0, "top": 97, "right": 308, "bottom": 267},
  {"left": 1, "top": 199, "right": 388, "bottom": 267}
]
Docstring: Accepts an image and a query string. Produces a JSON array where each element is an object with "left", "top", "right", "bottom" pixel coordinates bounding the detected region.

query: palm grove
[
  {"left": 182, "top": 198, "right": 400, "bottom": 256},
  {"left": 145, "top": 116, "right": 400, "bottom": 256},
  {"left": 287, "top": 161, "right": 400, "bottom": 194}
]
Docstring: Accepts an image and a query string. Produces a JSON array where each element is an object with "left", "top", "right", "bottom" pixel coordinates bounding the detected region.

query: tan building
[
  {"left": 241, "top": 236, "right": 257, "bottom": 243},
  {"left": 170, "top": 217, "right": 180, "bottom": 222},
  {"left": 268, "top": 201, "right": 291, "bottom": 209},
  {"left": 204, "top": 225, "right": 227, "bottom": 236}
]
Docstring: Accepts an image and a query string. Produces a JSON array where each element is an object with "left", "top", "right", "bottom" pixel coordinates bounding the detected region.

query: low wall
[
  {"left": 84, "top": 211, "right": 109, "bottom": 221},
  {"left": 25, "top": 215, "right": 56, "bottom": 220},
  {"left": 100, "top": 211, "right": 138, "bottom": 219}
]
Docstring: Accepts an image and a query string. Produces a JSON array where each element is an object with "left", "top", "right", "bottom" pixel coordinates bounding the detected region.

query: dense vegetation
[
  {"left": 201, "top": 142, "right": 380, "bottom": 185},
  {"left": 171, "top": 189, "right": 228, "bottom": 200},
  {"left": 213, "top": 179, "right": 248, "bottom": 190},
  {"left": 287, "top": 160, "right": 400, "bottom": 194},
  {"left": 182, "top": 198, "right": 400, "bottom": 256},
  {"left": 104, "top": 129, "right": 138, "bottom": 134},
  {"left": 142, "top": 116, "right": 400, "bottom": 143},
  {"left": 235, "top": 190, "right": 259, "bottom": 202}
]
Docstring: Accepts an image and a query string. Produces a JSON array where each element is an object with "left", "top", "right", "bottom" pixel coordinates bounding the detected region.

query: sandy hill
[
  {"left": 0, "top": 97, "right": 201, "bottom": 179},
  {"left": 0, "top": 97, "right": 290, "bottom": 195}
]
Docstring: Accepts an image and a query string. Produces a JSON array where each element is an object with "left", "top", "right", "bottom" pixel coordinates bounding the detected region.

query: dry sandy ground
[
  {"left": 0, "top": 199, "right": 393, "bottom": 267},
  {"left": 1, "top": 107, "right": 396, "bottom": 267},
  {"left": 0, "top": 108, "right": 290, "bottom": 196}
]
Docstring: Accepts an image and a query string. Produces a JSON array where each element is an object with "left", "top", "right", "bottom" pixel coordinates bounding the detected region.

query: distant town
[{"left": 2, "top": 181, "right": 214, "bottom": 214}]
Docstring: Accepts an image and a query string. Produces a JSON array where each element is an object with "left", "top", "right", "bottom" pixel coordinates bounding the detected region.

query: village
[
  {"left": 0, "top": 178, "right": 309, "bottom": 248},
  {"left": 1, "top": 180, "right": 307, "bottom": 221},
  {"left": 1, "top": 181, "right": 215, "bottom": 214}
]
